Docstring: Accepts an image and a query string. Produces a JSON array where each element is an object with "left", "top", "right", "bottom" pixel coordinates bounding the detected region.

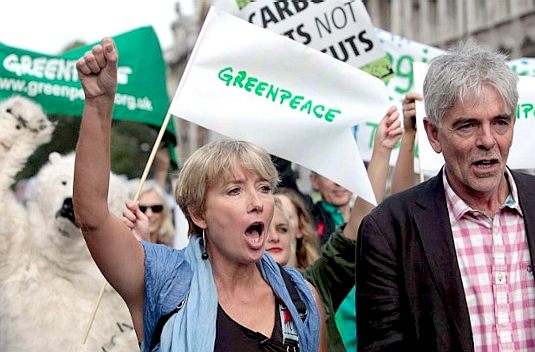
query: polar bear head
[
  {"left": 0, "top": 96, "right": 55, "bottom": 160},
  {"left": 29, "top": 152, "right": 129, "bottom": 269}
]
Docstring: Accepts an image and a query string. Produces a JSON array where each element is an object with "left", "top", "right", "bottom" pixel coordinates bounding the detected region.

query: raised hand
[
  {"left": 374, "top": 105, "right": 403, "bottom": 151},
  {"left": 76, "top": 37, "right": 118, "bottom": 99},
  {"left": 122, "top": 199, "right": 150, "bottom": 242},
  {"left": 401, "top": 92, "right": 423, "bottom": 133}
]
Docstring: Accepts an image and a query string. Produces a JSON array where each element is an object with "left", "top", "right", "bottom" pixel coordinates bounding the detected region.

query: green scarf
[
  {"left": 320, "top": 201, "right": 345, "bottom": 229},
  {"left": 335, "top": 286, "right": 357, "bottom": 351}
]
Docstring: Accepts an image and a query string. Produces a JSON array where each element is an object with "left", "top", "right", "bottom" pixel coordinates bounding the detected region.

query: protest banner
[
  {"left": 229, "top": 0, "right": 398, "bottom": 174},
  {"left": 169, "top": 7, "right": 392, "bottom": 205},
  {"left": 508, "top": 57, "right": 535, "bottom": 76},
  {"left": 413, "top": 61, "right": 535, "bottom": 172},
  {"left": 375, "top": 28, "right": 445, "bottom": 102},
  {"left": 0, "top": 26, "right": 173, "bottom": 134},
  {"left": 357, "top": 29, "right": 535, "bottom": 168},
  {"left": 236, "top": 0, "right": 392, "bottom": 81}
]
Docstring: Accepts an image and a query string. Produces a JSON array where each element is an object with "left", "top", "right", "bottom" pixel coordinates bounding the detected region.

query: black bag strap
[
  {"left": 149, "top": 299, "right": 186, "bottom": 351},
  {"left": 277, "top": 263, "right": 308, "bottom": 321}
]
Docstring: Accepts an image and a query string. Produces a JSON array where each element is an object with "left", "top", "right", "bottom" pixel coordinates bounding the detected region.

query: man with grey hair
[{"left": 356, "top": 42, "right": 535, "bottom": 351}]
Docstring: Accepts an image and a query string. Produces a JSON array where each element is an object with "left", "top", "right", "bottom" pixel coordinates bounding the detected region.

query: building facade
[{"left": 366, "top": 0, "right": 535, "bottom": 57}]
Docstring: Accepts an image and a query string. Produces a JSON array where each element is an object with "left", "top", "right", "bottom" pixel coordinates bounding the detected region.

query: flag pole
[
  {"left": 79, "top": 111, "right": 174, "bottom": 348},
  {"left": 133, "top": 112, "right": 174, "bottom": 201},
  {"left": 416, "top": 130, "right": 425, "bottom": 184}
]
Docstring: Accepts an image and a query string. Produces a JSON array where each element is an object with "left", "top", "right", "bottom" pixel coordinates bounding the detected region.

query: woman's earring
[{"left": 201, "top": 229, "right": 209, "bottom": 260}]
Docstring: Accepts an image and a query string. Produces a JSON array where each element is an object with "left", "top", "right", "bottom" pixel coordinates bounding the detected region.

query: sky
[{"left": 1, "top": 0, "right": 194, "bottom": 54}]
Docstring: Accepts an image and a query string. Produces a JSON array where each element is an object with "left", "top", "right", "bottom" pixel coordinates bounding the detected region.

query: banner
[
  {"left": 413, "top": 61, "right": 535, "bottom": 172},
  {"left": 0, "top": 26, "right": 173, "bottom": 134},
  {"left": 376, "top": 28, "right": 535, "bottom": 101},
  {"left": 236, "top": 0, "right": 392, "bottom": 81},
  {"left": 357, "top": 29, "right": 535, "bottom": 167},
  {"left": 375, "top": 28, "right": 445, "bottom": 102},
  {"left": 170, "top": 7, "right": 392, "bottom": 205}
]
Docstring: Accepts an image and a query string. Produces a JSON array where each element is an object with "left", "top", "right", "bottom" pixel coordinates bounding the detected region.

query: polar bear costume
[
  {"left": 0, "top": 96, "right": 138, "bottom": 351},
  {"left": 0, "top": 96, "right": 55, "bottom": 259}
]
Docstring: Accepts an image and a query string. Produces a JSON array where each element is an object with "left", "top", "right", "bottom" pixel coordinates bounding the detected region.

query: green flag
[{"left": 0, "top": 26, "right": 174, "bottom": 135}]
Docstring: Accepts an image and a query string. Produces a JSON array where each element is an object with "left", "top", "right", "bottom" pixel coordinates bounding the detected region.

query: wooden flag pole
[{"left": 79, "top": 111, "right": 174, "bottom": 348}]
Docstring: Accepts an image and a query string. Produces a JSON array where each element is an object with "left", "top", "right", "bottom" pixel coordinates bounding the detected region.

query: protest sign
[
  {"left": 413, "top": 61, "right": 535, "bottom": 172},
  {"left": 357, "top": 29, "right": 535, "bottom": 168},
  {"left": 237, "top": 0, "right": 392, "bottom": 81},
  {"left": 375, "top": 28, "right": 445, "bottom": 102},
  {"left": 169, "top": 7, "right": 391, "bottom": 205},
  {"left": 0, "top": 26, "right": 173, "bottom": 134}
]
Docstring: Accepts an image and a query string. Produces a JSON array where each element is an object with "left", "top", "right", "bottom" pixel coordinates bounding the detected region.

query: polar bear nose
[{"left": 56, "top": 197, "right": 77, "bottom": 225}]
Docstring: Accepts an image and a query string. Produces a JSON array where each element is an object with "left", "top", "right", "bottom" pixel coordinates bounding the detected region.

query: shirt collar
[{"left": 443, "top": 168, "right": 522, "bottom": 221}]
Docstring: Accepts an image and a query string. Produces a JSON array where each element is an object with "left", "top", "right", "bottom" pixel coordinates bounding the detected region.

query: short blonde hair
[{"left": 175, "top": 139, "right": 279, "bottom": 236}]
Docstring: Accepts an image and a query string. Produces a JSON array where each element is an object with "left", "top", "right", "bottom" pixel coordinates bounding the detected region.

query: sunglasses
[{"left": 139, "top": 204, "right": 164, "bottom": 214}]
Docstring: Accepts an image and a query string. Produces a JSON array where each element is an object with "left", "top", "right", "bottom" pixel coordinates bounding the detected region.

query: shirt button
[{"left": 496, "top": 272, "right": 507, "bottom": 284}]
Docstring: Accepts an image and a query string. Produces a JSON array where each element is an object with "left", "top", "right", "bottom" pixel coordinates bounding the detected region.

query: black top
[{"left": 214, "top": 302, "right": 295, "bottom": 352}]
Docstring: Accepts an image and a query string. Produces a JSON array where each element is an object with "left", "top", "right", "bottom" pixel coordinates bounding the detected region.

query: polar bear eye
[
  {"left": 6, "top": 108, "right": 12, "bottom": 114},
  {"left": 62, "top": 181, "right": 67, "bottom": 186}
]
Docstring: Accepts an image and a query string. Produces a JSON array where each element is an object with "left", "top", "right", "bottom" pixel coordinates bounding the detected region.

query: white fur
[
  {"left": 0, "top": 96, "right": 55, "bottom": 262},
  {"left": 0, "top": 96, "right": 138, "bottom": 351}
]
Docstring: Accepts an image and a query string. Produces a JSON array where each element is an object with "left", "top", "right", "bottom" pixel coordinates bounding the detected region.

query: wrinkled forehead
[{"left": 212, "top": 161, "right": 266, "bottom": 186}]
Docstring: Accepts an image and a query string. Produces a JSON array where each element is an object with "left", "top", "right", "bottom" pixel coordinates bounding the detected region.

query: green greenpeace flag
[{"left": 0, "top": 26, "right": 174, "bottom": 135}]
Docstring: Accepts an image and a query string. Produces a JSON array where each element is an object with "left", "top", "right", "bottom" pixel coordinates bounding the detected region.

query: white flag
[{"left": 169, "top": 7, "right": 391, "bottom": 205}]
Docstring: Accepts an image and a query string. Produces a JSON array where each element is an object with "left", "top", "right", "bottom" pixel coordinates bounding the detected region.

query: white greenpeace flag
[
  {"left": 413, "top": 61, "right": 535, "bottom": 172},
  {"left": 169, "top": 7, "right": 391, "bottom": 205}
]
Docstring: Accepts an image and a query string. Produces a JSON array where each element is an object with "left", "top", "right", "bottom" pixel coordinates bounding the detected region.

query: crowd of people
[{"left": 64, "top": 32, "right": 535, "bottom": 352}]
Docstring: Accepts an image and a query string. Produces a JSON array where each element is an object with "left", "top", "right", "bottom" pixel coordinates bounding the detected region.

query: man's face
[
  {"left": 310, "top": 173, "right": 352, "bottom": 207},
  {"left": 424, "top": 84, "right": 515, "bottom": 198}
]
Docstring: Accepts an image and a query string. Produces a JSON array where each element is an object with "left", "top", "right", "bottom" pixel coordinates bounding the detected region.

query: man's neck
[{"left": 445, "top": 169, "right": 510, "bottom": 217}]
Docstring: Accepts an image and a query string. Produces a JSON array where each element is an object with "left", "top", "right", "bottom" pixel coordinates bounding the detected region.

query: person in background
[
  {"left": 357, "top": 42, "right": 535, "bottom": 351},
  {"left": 265, "top": 196, "right": 295, "bottom": 266},
  {"left": 151, "top": 145, "right": 190, "bottom": 249},
  {"left": 308, "top": 171, "right": 352, "bottom": 245},
  {"left": 391, "top": 92, "right": 423, "bottom": 194},
  {"left": 73, "top": 37, "right": 326, "bottom": 351},
  {"left": 273, "top": 187, "right": 320, "bottom": 270},
  {"left": 126, "top": 180, "right": 175, "bottom": 247},
  {"left": 267, "top": 105, "right": 403, "bottom": 351}
]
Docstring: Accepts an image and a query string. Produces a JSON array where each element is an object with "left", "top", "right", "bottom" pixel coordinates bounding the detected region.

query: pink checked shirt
[{"left": 444, "top": 171, "right": 535, "bottom": 351}]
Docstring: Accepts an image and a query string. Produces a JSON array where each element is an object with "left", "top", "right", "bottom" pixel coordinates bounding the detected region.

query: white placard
[{"left": 169, "top": 7, "right": 392, "bottom": 205}]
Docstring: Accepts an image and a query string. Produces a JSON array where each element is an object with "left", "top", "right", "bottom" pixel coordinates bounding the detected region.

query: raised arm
[
  {"left": 73, "top": 38, "right": 145, "bottom": 339},
  {"left": 391, "top": 92, "right": 422, "bottom": 194},
  {"left": 343, "top": 105, "right": 402, "bottom": 240}
]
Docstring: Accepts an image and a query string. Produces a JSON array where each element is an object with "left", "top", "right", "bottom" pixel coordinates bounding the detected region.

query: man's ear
[
  {"left": 423, "top": 117, "right": 442, "bottom": 154},
  {"left": 188, "top": 206, "right": 207, "bottom": 229}
]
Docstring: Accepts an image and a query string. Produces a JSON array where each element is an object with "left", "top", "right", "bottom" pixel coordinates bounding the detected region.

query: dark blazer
[{"left": 356, "top": 169, "right": 535, "bottom": 352}]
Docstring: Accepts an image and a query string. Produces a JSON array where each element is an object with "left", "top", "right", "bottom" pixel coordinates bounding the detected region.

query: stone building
[
  {"left": 365, "top": 0, "right": 535, "bottom": 56},
  {"left": 165, "top": 0, "right": 211, "bottom": 163}
]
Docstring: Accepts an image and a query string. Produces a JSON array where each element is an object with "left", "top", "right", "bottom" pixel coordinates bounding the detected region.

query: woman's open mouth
[{"left": 244, "top": 222, "right": 265, "bottom": 250}]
